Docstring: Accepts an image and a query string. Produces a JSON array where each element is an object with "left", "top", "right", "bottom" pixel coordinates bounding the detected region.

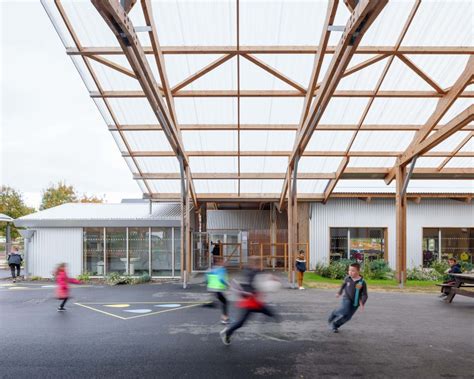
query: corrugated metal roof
[{"left": 16, "top": 202, "right": 181, "bottom": 221}]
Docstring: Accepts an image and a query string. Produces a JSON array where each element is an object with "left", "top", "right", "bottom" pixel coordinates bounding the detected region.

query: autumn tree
[
  {"left": 0, "top": 186, "right": 35, "bottom": 238},
  {"left": 40, "top": 181, "right": 77, "bottom": 210},
  {"left": 79, "top": 194, "right": 104, "bottom": 203}
]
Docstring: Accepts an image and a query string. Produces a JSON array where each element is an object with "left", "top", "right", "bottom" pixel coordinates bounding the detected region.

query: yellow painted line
[
  {"left": 0, "top": 283, "right": 15, "bottom": 287},
  {"left": 122, "top": 303, "right": 203, "bottom": 320},
  {"left": 75, "top": 302, "right": 127, "bottom": 320},
  {"left": 104, "top": 304, "right": 130, "bottom": 308},
  {"left": 9, "top": 287, "right": 33, "bottom": 290}
]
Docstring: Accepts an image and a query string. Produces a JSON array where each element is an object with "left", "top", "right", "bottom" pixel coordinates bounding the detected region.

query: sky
[{"left": 0, "top": 0, "right": 142, "bottom": 209}]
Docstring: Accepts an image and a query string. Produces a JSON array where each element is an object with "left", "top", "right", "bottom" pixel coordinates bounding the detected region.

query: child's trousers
[
  {"left": 328, "top": 298, "right": 358, "bottom": 328},
  {"left": 297, "top": 271, "right": 304, "bottom": 287}
]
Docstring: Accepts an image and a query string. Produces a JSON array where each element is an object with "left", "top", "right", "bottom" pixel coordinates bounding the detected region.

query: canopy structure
[{"left": 42, "top": 0, "right": 473, "bottom": 206}]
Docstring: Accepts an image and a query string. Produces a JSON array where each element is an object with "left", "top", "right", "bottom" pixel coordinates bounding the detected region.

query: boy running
[{"left": 328, "top": 262, "right": 368, "bottom": 333}]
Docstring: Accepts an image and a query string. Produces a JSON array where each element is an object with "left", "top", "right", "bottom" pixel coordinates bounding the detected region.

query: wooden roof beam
[
  {"left": 398, "top": 54, "right": 444, "bottom": 94},
  {"left": 323, "top": 157, "right": 350, "bottom": 203},
  {"left": 385, "top": 55, "right": 474, "bottom": 184},
  {"left": 279, "top": 0, "right": 388, "bottom": 210},
  {"left": 66, "top": 46, "right": 474, "bottom": 56},
  {"left": 91, "top": 0, "right": 198, "bottom": 207},
  {"left": 437, "top": 132, "right": 473, "bottom": 171}
]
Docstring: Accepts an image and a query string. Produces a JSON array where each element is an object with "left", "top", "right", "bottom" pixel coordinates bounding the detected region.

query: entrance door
[{"left": 192, "top": 232, "right": 210, "bottom": 271}]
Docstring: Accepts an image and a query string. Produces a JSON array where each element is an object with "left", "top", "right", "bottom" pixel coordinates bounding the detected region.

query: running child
[{"left": 55, "top": 263, "right": 81, "bottom": 311}]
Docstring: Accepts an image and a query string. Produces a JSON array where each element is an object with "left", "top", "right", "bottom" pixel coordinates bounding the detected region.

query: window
[
  {"left": 106, "top": 228, "right": 127, "bottom": 274},
  {"left": 129, "top": 228, "right": 150, "bottom": 276},
  {"left": 330, "top": 228, "right": 386, "bottom": 262},
  {"left": 151, "top": 227, "right": 173, "bottom": 276},
  {"left": 83, "top": 228, "right": 104, "bottom": 276},
  {"left": 423, "top": 228, "right": 473, "bottom": 267}
]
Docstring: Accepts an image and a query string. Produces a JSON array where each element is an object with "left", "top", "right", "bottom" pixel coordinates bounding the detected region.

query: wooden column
[
  {"left": 287, "top": 168, "right": 293, "bottom": 283},
  {"left": 396, "top": 165, "right": 407, "bottom": 285},
  {"left": 270, "top": 203, "right": 277, "bottom": 269}
]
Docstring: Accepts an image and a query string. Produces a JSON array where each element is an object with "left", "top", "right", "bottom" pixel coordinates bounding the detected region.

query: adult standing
[{"left": 8, "top": 245, "right": 22, "bottom": 283}]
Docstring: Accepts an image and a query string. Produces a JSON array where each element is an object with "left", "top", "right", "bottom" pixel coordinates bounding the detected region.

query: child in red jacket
[{"left": 55, "top": 263, "right": 81, "bottom": 311}]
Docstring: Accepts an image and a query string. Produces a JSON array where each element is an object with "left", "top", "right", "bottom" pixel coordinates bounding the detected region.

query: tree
[
  {"left": 0, "top": 186, "right": 35, "bottom": 238},
  {"left": 79, "top": 194, "right": 104, "bottom": 203},
  {"left": 40, "top": 181, "right": 77, "bottom": 210}
]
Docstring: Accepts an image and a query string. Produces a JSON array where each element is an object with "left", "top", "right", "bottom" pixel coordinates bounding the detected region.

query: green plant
[
  {"left": 460, "top": 261, "right": 473, "bottom": 273},
  {"left": 30, "top": 276, "right": 43, "bottom": 281},
  {"left": 132, "top": 273, "right": 151, "bottom": 284},
  {"left": 314, "top": 263, "right": 331, "bottom": 278},
  {"left": 328, "top": 259, "right": 354, "bottom": 279},
  {"left": 367, "top": 259, "right": 393, "bottom": 279},
  {"left": 77, "top": 272, "right": 90, "bottom": 282},
  {"left": 406, "top": 266, "right": 443, "bottom": 281},
  {"left": 430, "top": 260, "right": 449, "bottom": 275}
]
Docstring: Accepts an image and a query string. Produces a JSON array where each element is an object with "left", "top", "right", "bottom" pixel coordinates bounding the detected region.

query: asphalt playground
[{"left": 0, "top": 278, "right": 473, "bottom": 379}]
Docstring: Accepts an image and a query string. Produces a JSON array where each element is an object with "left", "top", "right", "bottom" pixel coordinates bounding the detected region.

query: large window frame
[
  {"left": 82, "top": 227, "right": 181, "bottom": 278},
  {"left": 329, "top": 227, "right": 387, "bottom": 262},
  {"left": 422, "top": 227, "right": 473, "bottom": 267}
]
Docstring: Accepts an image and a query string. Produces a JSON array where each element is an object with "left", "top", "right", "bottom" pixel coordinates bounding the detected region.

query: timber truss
[{"left": 44, "top": 0, "right": 473, "bottom": 206}]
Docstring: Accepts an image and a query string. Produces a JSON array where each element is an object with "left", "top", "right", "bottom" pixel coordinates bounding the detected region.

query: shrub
[
  {"left": 314, "top": 263, "right": 331, "bottom": 278},
  {"left": 132, "top": 274, "right": 151, "bottom": 284},
  {"left": 460, "top": 261, "right": 473, "bottom": 273},
  {"left": 328, "top": 259, "right": 354, "bottom": 279},
  {"left": 106, "top": 272, "right": 132, "bottom": 285},
  {"left": 77, "top": 272, "right": 90, "bottom": 282},
  {"left": 367, "top": 259, "right": 393, "bottom": 279},
  {"left": 430, "top": 260, "right": 449, "bottom": 275},
  {"left": 406, "top": 266, "right": 443, "bottom": 281},
  {"left": 30, "top": 276, "right": 43, "bottom": 281}
]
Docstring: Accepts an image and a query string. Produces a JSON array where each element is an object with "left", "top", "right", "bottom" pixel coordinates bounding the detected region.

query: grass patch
[{"left": 303, "top": 273, "right": 438, "bottom": 292}]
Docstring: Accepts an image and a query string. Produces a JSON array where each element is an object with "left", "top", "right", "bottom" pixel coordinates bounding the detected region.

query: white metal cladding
[
  {"left": 207, "top": 210, "right": 270, "bottom": 231},
  {"left": 310, "top": 199, "right": 396, "bottom": 269},
  {"left": 310, "top": 199, "right": 474, "bottom": 270},
  {"left": 29, "top": 228, "right": 82, "bottom": 278}
]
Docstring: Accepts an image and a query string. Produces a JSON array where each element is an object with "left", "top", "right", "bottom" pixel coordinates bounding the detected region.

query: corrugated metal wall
[
  {"left": 207, "top": 210, "right": 270, "bottom": 230},
  {"left": 310, "top": 199, "right": 473, "bottom": 269},
  {"left": 30, "top": 228, "right": 82, "bottom": 278}
]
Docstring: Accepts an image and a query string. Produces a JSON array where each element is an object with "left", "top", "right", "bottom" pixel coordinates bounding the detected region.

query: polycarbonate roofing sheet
[
  {"left": 42, "top": 0, "right": 474, "bottom": 200},
  {"left": 240, "top": 180, "right": 284, "bottom": 194},
  {"left": 240, "top": 157, "right": 289, "bottom": 173}
]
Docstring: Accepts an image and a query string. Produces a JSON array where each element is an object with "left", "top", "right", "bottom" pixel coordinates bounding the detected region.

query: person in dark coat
[
  {"left": 295, "top": 251, "right": 307, "bottom": 290},
  {"left": 328, "top": 262, "right": 368, "bottom": 333},
  {"left": 440, "top": 258, "right": 462, "bottom": 297},
  {"left": 7, "top": 246, "right": 22, "bottom": 283},
  {"left": 211, "top": 240, "right": 221, "bottom": 264}
]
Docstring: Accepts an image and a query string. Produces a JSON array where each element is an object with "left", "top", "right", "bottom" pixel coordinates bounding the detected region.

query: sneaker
[
  {"left": 299, "top": 286, "right": 305, "bottom": 290},
  {"left": 220, "top": 328, "right": 231, "bottom": 345},
  {"left": 330, "top": 322, "right": 338, "bottom": 333},
  {"left": 439, "top": 293, "right": 447, "bottom": 298},
  {"left": 220, "top": 318, "right": 231, "bottom": 325},
  {"left": 332, "top": 327, "right": 339, "bottom": 333},
  {"left": 12, "top": 279, "right": 16, "bottom": 283},
  {"left": 57, "top": 308, "right": 65, "bottom": 312}
]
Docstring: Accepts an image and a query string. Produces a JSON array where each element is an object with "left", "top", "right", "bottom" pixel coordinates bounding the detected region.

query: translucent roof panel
[
  {"left": 358, "top": 0, "right": 416, "bottom": 47},
  {"left": 380, "top": 57, "right": 434, "bottom": 91},
  {"left": 444, "top": 157, "right": 474, "bottom": 169},
  {"left": 134, "top": 157, "right": 180, "bottom": 173},
  {"left": 407, "top": 180, "right": 474, "bottom": 193},
  {"left": 459, "top": 138, "right": 474, "bottom": 153},
  {"left": 337, "top": 55, "right": 389, "bottom": 91},
  {"left": 110, "top": 131, "right": 127, "bottom": 152},
  {"left": 240, "top": 98, "right": 303, "bottom": 124},
  {"left": 148, "top": 180, "right": 182, "bottom": 193},
  {"left": 189, "top": 157, "right": 238, "bottom": 173},
  {"left": 107, "top": 98, "right": 158, "bottom": 125},
  {"left": 70, "top": 56, "right": 98, "bottom": 92},
  {"left": 240, "top": 1, "right": 325, "bottom": 46},
  {"left": 240, "top": 58, "right": 298, "bottom": 91},
  {"left": 61, "top": 1, "right": 120, "bottom": 47},
  {"left": 251, "top": 54, "right": 319, "bottom": 90},
  {"left": 123, "top": 131, "right": 173, "bottom": 152},
  {"left": 165, "top": 55, "right": 236, "bottom": 90},
  {"left": 298, "top": 180, "right": 330, "bottom": 194},
  {"left": 319, "top": 98, "right": 370, "bottom": 125},
  {"left": 414, "top": 157, "right": 446, "bottom": 168},
  {"left": 240, "top": 157, "right": 289, "bottom": 173},
  {"left": 306, "top": 131, "right": 354, "bottom": 152},
  {"left": 92, "top": 99, "right": 114, "bottom": 125},
  {"left": 335, "top": 180, "right": 396, "bottom": 193},
  {"left": 431, "top": 131, "right": 470, "bottom": 152},
  {"left": 348, "top": 157, "right": 397, "bottom": 168},
  {"left": 350, "top": 131, "right": 416, "bottom": 152},
  {"left": 175, "top": 98, "right": 237, "bottom": 124},
  {"left": 153, "top": 0, "right": 236, "bottom": 46},
  {"left": 240, "top": 131, "right": 296, "bottom": 151},
  {"left": 364, "top": 98, "right": 438, "bottom": 124},
  {"left": 438, "top": 99, "right": 474, "bottom": 125},
  {"left": 240, "top": 180, "right": 284, "bottom": 194},
  {"left": 123, "top": 157, "right": 138, "bottom": 173},
  {"left": 89, "top": 57, "right": 142, "bottom": 91},
  {"left": 182, "top": 131, "right": 238, "bottom": 151},
  {"left": 406, "top": 55, "right": 471, "bottom": 89},
  {"left": 402, "top": 0, "right": 473, "bottom": 47},
  {"left": 194, "top": 180, "right": 238, "bottom": 194},
  {"left": 298, "top": 157, "right": 343, "bottom": 173}
]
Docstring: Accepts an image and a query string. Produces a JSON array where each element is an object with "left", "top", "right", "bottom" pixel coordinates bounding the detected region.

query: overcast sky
[{"left": 0, "top": 0, "right": 142, "bottom": 209}]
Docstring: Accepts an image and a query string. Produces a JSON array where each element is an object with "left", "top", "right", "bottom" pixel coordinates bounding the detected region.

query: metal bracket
[
  {"left": 134, "top": 26, "right": 153, "bottom": 33},
  {"left": 401, "top": 155, "right": 418, "bottom": 198},
  {"left": 327, "top": 25, "right": 345, "bottom": 32}
]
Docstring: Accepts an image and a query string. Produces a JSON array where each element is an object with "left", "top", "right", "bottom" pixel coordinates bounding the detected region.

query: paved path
[{"left": 0, "top": 281, "right": 473, "bottom": 378}]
